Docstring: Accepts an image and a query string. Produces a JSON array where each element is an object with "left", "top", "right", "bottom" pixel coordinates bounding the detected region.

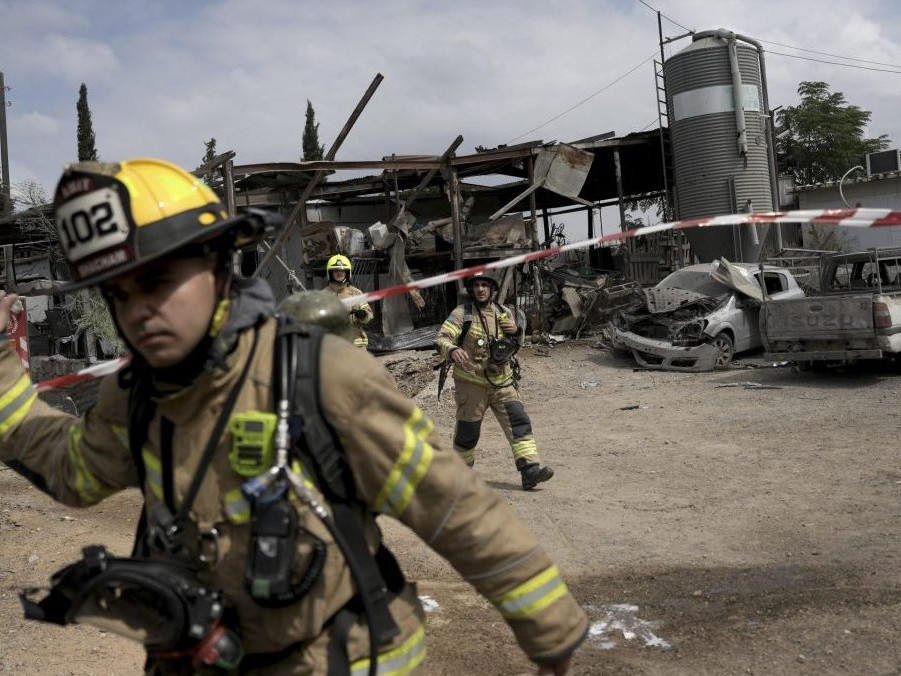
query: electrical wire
[
  {"left": 759, "top": 39, "right": 901, "bottom": 70},
  {"left": 507, "top": 52, "right": 657, "bottom": 143},
  {"left": 636, "top": 0, "right": 901, "bottom": 73},
  {"left": 635, "top": 0, "right": 692, "bottom": 32},
  {"left": 768, "top": 50, "right": 901, "bottom": 75}
]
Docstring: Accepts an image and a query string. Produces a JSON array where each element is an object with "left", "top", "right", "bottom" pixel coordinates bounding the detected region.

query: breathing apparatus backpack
[{"left": 20, "top": 320, "right": 401, "bottom": 676}]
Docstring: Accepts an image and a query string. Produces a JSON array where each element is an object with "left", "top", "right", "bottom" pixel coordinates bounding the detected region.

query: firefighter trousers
[{"left": 452, "top": 379, "right": 540, "bottom": 469}]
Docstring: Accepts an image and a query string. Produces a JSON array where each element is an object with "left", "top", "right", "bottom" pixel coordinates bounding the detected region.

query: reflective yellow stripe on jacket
[
  {"left": 374, "top": 408, "right": 433, "bottom": 518},
  {"left": 141, "top": 448, "right": 164, "bottom": 501},
  {"left": 350, "top": 624, "right": 426, "bottom": 676},
  {"left": 67, "top": 426, "right": 115, "bottom": 504},
  {"left": 0, "top": 374, "right": 37, "bottom": 438},
  {"left": 437, "top": 321, "right": 461, "bottom": 359},
  {"left": 491, "top": 565, "right": 568, "bottom": 619}
]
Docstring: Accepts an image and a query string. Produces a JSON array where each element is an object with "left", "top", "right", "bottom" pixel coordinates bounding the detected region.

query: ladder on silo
[
  {"left": 654, "top": 60, "right": 688, "bottom": 268},
  {"left": 654, "top": 60, "right": 675, "bottom": 221}
]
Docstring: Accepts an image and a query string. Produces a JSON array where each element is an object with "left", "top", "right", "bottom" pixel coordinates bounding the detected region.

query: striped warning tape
[
  {"left": 340, "top": 207, "right": 901, "bottom": 308},
  {"left": 35, "top": 357, "right": 131, "bottom": 392},
  {"left": 33, "top": 207, "right": 901, "bottom": 390}
]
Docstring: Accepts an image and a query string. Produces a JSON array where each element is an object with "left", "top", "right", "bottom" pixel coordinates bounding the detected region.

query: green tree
[
  {"left": 76, "top": 83, "right": 99, "bottom": 162},
  {"left": 302, "top": 99, "right": 324, "bottom": 161},
  {"left": 200, "top": 137, "right": 218, "bottom": 186},
  {"left": 777, "top": 81, "right": 889, "bottom": 185}
]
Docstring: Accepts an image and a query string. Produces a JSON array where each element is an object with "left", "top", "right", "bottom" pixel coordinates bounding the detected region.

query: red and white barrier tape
[
  {"left": 341, "top": 207, "right": 901, "bottom": 308},
  {"left": 33, "top": 207, "right": 901, "bottom": 391},
  {"left": 35, "top": 357, "right": 131, "bottom": 392}
]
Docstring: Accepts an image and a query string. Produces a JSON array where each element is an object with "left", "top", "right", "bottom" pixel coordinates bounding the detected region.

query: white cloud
[
  {"left": 1, "top": 0, "right": 900, "bottom": 203},
  {"left": 15, "top": 111, "right": 62, "bottom": 136}
]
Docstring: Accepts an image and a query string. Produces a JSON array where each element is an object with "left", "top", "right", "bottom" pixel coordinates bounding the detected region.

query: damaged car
[{"left": 607, "top": 259, "right": 804, "bottom": 371}]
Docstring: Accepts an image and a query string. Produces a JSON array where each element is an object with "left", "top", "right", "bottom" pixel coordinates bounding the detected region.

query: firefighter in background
[
  {"left": 325, "top": 254, "right": 373, "bottom": 349},
  {"left": 436, "top": 271, "right": 555, "bottom": 490},
  {"left": 0, "top": 158, "right": 587, "bottom": 674}
]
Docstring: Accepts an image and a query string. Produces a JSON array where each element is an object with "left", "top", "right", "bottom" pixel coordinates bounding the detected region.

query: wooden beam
[
  {"left": 192, "top": 150, "right": 236, "bottom": 178},
  {"left": 253, "top": 73, "right": 384, "bottom": 277},
  {"left": 447, "top": 157, "right": 464, "bottom": 293},
  {"left": 222, "top": 159, "right": 235, "bottom": 217},
  {"left": 389, "top": 135, "right": 463, "bottom": 226},
  {"left": 527, "top": 155, "right": 547, "bottom": 333}
]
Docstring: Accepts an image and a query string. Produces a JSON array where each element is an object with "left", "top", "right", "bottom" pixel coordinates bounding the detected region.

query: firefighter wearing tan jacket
[
  {"left": 0, "top": 159, "right": 587, "bottom": 675},
  {"left": 436, "top": 272, "right": 554, "bottom": 490},
  {"left": 325, "top": 254, "right": 373, "bottom": 349}
]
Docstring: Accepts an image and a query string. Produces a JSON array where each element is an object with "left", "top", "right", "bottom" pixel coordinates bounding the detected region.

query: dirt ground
[{"left": 2, "top": 343, "right": 901, "bottom": 675}]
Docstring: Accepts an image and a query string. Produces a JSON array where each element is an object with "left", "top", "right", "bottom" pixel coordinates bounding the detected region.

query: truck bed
[{"left": 761, "top": 294, "right": 883, "bottom": 361}]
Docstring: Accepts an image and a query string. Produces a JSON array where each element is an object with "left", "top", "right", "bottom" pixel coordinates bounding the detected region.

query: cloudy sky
[{"left": 2, "top": 0, "right": 901, "bottom": 225}]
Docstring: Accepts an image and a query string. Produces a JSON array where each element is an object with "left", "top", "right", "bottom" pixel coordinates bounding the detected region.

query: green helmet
[
  {"left": 464, "top": 270, "right": 499, "bottom": 294},
  {"left": 278, "top": 290, "right": 357, "bottom": 343}
]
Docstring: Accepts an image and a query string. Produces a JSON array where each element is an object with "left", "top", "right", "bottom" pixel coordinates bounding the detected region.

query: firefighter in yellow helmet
[
  {"left": 325, "top": 253, "right": 373, "bottom": 349},
  {"left": 0, "top": 159, "right": 588, "bottom": 674},
  {"left": 436, "top": 271, "right": 554, "bottom": 490}
]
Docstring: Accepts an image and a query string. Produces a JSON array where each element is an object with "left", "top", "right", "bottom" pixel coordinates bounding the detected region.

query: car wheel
[{"left": 710, "top": 332, "right": 734, "bottom": 370}]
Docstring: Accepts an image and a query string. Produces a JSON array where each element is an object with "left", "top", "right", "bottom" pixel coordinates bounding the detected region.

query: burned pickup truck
[
  {"left": 607, "top": 260, "right": 804, "bottom": 371},
  {"left": 760, "top": 248, "right": 901, "bottom": 366}
]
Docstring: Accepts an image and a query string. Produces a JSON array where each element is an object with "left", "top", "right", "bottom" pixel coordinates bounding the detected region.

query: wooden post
[
  {"left": 223, "top": 159, "right": 236, "bottom": 217},
  {"left": 542, "top": 208, "right": 551, "bottom": 244},
  {"left": 448, "top": 158, "right": 465, "bottom": 295},
  {"left": 527, "top": 155, "right": 547, "bottom": 333},
  {"left": 614, "top": 149, "right": 627, "bottom": 228},
  {"left": 0, "top": 72, "right": 11, "bottom": 217},
  {"left": 389, "top": 135, "right": 463, "bottom": 227},
  {"left": 2, "top": 245, "right": 13, "bottom": 288},
  {"left": 614, "top": 149, "right": 629, "bottom": 257}
]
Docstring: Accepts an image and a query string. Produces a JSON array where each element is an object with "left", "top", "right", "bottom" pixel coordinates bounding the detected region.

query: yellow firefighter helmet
[
  {"left": 326, "top": 254, "right": 353, "bottom": 283},
  {"left": 53, "top": 158, "right": 274, "bottom": 290}
]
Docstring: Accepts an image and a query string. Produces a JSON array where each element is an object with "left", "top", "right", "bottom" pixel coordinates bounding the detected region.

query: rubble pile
[
  {"left": 377, "top": 350, "right": 440, "bottom": 398},
  {"left": 542, "top": 266, "right": 639, "bottom": 337}
]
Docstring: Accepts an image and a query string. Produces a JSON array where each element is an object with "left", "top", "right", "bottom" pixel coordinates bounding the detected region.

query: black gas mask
[
  {"left": 488, "top": 335, "right": 520, "bottom": 364},
  {"left": 20, "top": 545, "right": 243, "bottom": 671}
]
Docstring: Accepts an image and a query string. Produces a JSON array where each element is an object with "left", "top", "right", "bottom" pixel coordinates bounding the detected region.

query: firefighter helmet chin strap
[{"left": 102, "top": 249, "right": 235, "bottom": 387}]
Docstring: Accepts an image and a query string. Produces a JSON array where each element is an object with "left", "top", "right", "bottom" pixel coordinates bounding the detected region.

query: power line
[
  {"left": 507, "top": 52, "right": 657, "bottom": 143},
  {"left": 635, "top": 0, "right": 691, "bottom": 32},
  {"left": 768, "top": 50, "right": 901, "bottom": 75},
  {"left": 759, "top": 39, "right": 901, "bottom": 70}
]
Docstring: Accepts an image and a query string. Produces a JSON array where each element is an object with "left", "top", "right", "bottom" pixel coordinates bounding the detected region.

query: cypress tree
[
  {"left": 76, "top": 83, "right": 99, "bottom": 162},
  {"left": 201, "top": 137, "right": 218, "bottom": 185},
  {"left": 302, "top": 100, "right": 325, "bottom": 161}
]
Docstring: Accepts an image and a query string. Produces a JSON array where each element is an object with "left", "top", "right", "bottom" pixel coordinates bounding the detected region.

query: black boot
[{"left": 520, "top": 463, "right": 554, "bottom": 490}]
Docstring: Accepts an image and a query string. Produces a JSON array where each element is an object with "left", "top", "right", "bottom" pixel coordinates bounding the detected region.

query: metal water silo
[{"left": 664, "top": 30, "right": 777, "bottom": 262}]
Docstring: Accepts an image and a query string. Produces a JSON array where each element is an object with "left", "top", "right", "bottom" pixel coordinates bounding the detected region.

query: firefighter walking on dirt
[
  {"left": 0, "top": 159, "right": 586, "bottom": 675},
  {"left": 325, "top": 254, "right": 373, "bottom": 349},
  {"left": 435, "top": 271, "right": 554, "bottom": 490}
]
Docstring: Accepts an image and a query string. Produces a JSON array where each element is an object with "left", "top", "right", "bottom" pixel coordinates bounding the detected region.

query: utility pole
[{"left": 0, "top": 72, "right": 11, "bottom": 218}]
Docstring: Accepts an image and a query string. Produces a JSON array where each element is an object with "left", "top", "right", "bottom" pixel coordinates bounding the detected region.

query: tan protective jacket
[
  {"left": 326, "top": 282, "right": 373, "bottom": 349},
  {"left": 0, "top": 318, "right": 587, "bottom": 672},
  {"left": 436, "top": 301, "right": 520, "bottom": 387}
]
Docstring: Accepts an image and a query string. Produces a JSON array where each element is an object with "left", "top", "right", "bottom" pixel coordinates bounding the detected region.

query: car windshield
[{"left": 656, "top": 270, "right": 732, "bottom": 298}]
